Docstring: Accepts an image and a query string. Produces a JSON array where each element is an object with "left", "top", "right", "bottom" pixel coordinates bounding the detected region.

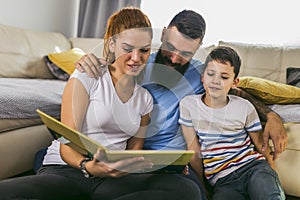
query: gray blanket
[
  {"left": 0, "top": 78, "right": 66, "bottom": 119},
  {"left": 269, "top": 104, "right": 300, "bottom": 123}
]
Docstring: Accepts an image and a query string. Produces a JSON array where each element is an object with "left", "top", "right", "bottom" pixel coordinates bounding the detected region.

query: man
[{"left": 77, "top": 10, "right": 287, "bottom": 160}]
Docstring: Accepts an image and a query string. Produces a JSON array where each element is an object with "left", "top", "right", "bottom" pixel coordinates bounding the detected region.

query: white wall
[
  {"left": 141, "top": 0, "right": 300, "bottom": 46},
  {"left": 0, "top": 0, "right": 80, "bottom": 37}
]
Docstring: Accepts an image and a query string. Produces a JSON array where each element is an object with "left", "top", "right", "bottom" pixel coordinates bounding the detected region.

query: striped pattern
[{"left": 179, "top": 94, "right": 263, "bottom": 185}]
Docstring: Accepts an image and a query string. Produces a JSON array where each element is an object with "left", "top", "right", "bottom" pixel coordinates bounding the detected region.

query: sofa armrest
[{"left": 0, "top": 24, "right": 71, "bottom": 79}]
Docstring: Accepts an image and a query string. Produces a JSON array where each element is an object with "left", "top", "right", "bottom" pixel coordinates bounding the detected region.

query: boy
[{"left": 179, "top": 46, "right": 285, "bottom": 199}]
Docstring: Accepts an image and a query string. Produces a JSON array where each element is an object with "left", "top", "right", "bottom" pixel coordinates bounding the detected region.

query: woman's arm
[
  {"left": 229, "top": 87, "right": 287, "bottom": 160},
  {"left": 59, "top": 78, "right": 90, "bottom": 169},
  {"left": 127, "top": 113, "right": 151, "bottom": 150}
]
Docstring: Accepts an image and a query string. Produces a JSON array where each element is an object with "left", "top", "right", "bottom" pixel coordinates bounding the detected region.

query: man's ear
[
  {"left": 160, "top": 27, "right": 167, "bottom": 42},
  {"left": 108, "top": 37, "right": 115, "bottom": 53},
  {"left": 232, "top": 77, "right": 240, "bottom": 88}
]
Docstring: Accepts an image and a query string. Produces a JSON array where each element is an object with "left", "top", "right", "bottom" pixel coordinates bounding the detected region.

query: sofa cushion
[
  {"left": 238, "top": 76, "right": 300, "bottom": 104},
  {"left": 219, "top": 41, "right": 300, "bottom": 83},
  {"left": 47, "top": 48, "right": 85, "bottom": 76},
  {"left": 70, "top": 37, "right": 103, "bottom": 57},
  {"left": 45, "top": 48, "right": 85, "bottom": 80},
  {"left": 0, "top": 24, "right": 71, "bottom": 78},
  {"left": 0, "top": 118, "right": 43, "bottom": 133},
  {"left": 44, "top": 56, "right": 70, "bottom": 81},
  {"left": 193, "top": 44, "right": 216, "bottom": 62}
]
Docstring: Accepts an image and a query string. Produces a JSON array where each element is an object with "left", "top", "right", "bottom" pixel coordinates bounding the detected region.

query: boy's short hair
[{"left": 203, "top": 46, "right": 241, "bottom": 79}]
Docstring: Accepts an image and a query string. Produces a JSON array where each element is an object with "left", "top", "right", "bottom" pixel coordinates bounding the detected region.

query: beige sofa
[
  {"left": 0, "top": 24, "right": 106, "bottom": 180},
  {"left": 0, "top": 24, "right": 299, "bottom": 197}
]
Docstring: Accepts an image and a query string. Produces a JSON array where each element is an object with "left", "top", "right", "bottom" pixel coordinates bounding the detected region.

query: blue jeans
[{"left": 212, "top": 160, "right": 285, "bottom": 200}]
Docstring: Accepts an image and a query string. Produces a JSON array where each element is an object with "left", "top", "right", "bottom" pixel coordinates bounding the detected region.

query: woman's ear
[
  {"left": 232, "top": 77, "right": 240, "bottom": 88},
  {"left": 108, "top": 37, "right": 115, "bottom": 54}
]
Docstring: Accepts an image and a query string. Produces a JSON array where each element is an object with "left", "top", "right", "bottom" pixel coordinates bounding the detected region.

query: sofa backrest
[
  {"left": 219, "top": 41, "right": 300, "bottom": 83},
  {"left": 0, "top": 24, "right": 71, "bottom": 78},
  {"left": 13, "top": 25, "right": 297, "bottom": 84}
]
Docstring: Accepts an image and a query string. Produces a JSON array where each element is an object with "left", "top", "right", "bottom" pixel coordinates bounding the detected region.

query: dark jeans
[
  {"left": 0, "top": 165, "right": 202, "bottom": 200},
  {"left": 212, "top": 160, "right": 285, "bottom": 200}
]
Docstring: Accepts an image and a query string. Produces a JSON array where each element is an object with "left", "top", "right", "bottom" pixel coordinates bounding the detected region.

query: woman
[
  {"left": 56, "top": 7, "right": 154, "bottom": 179},
  {"left": 0, "top": 7, "right": 201, "bottom": 200}
]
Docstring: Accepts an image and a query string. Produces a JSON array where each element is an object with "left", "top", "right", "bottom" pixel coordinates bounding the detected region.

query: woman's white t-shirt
[{"left": 43, "top": 68, "right": 153, "bottom": 165}]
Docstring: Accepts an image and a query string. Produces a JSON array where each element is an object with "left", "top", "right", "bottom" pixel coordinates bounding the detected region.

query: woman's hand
[
  {"left": 75, "top": 53, "right": 106, "bottom": 79},
  {"left": 85, "top": 150, "right": 153, "bottom": 178}
]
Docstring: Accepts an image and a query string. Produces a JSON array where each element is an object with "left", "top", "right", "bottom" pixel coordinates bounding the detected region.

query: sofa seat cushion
[{"left": 0, "top": 78, "right": 65, "bottom": 119}]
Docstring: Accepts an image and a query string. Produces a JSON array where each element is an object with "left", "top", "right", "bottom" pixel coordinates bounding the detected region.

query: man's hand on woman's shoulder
[{"left": 75, "top": 53, "right": 106, "bottom": 79}]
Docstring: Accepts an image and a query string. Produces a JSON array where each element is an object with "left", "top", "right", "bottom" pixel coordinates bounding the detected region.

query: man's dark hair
[
  {"left": 168, "top": 10, "right": 206, "bottom": 40},
  {"left": 203, "top": 46, "right": 241, "bottom": 79}
]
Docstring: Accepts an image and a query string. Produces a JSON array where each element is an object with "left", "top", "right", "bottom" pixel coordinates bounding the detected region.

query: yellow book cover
[{"left": 37, "top": 109, "right": 194, "bottom": 173}]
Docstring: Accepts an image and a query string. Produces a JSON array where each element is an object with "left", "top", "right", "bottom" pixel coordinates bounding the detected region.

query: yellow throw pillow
[
  {"left": 238, "top": 76, "right": 300, "bottom": 104},
  {"left": 48, "top": 48, "right": 85, "bottom": 75}
]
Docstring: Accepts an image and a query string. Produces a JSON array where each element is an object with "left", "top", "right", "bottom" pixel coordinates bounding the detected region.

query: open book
[{"left": 37, "top": 109, "right": 194, "bottom": 173}]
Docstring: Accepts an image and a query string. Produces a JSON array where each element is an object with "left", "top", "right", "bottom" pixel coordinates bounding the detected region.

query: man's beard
[
  {"left": 149, "top": 49, "right": 190, "bottom": 88},
  {"left": 155, "top": 49, "right": 189, "bottom": 75}
]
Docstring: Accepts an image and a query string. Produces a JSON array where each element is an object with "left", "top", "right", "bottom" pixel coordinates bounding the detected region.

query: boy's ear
[{"left": 232, "top": 77, "right": 240, "bottom": 88}]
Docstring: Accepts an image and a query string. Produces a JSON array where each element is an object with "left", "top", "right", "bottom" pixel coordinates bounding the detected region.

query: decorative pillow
[
  {"left": 238, "top": 76, "right": 300, "bottom": 104},
  {"left": 46, "top": 48, "right": 85, "bottom": 80},
  {"left": 287, "top": 67, "right": 300, "bottom": 88},
  {"left": 44, "top": 56, "right": 70, "bottom": 81}
]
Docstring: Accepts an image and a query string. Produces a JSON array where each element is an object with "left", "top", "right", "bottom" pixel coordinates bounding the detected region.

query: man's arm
[{"left": 229, "top": 87, "right": 288, "bottom": 160}]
